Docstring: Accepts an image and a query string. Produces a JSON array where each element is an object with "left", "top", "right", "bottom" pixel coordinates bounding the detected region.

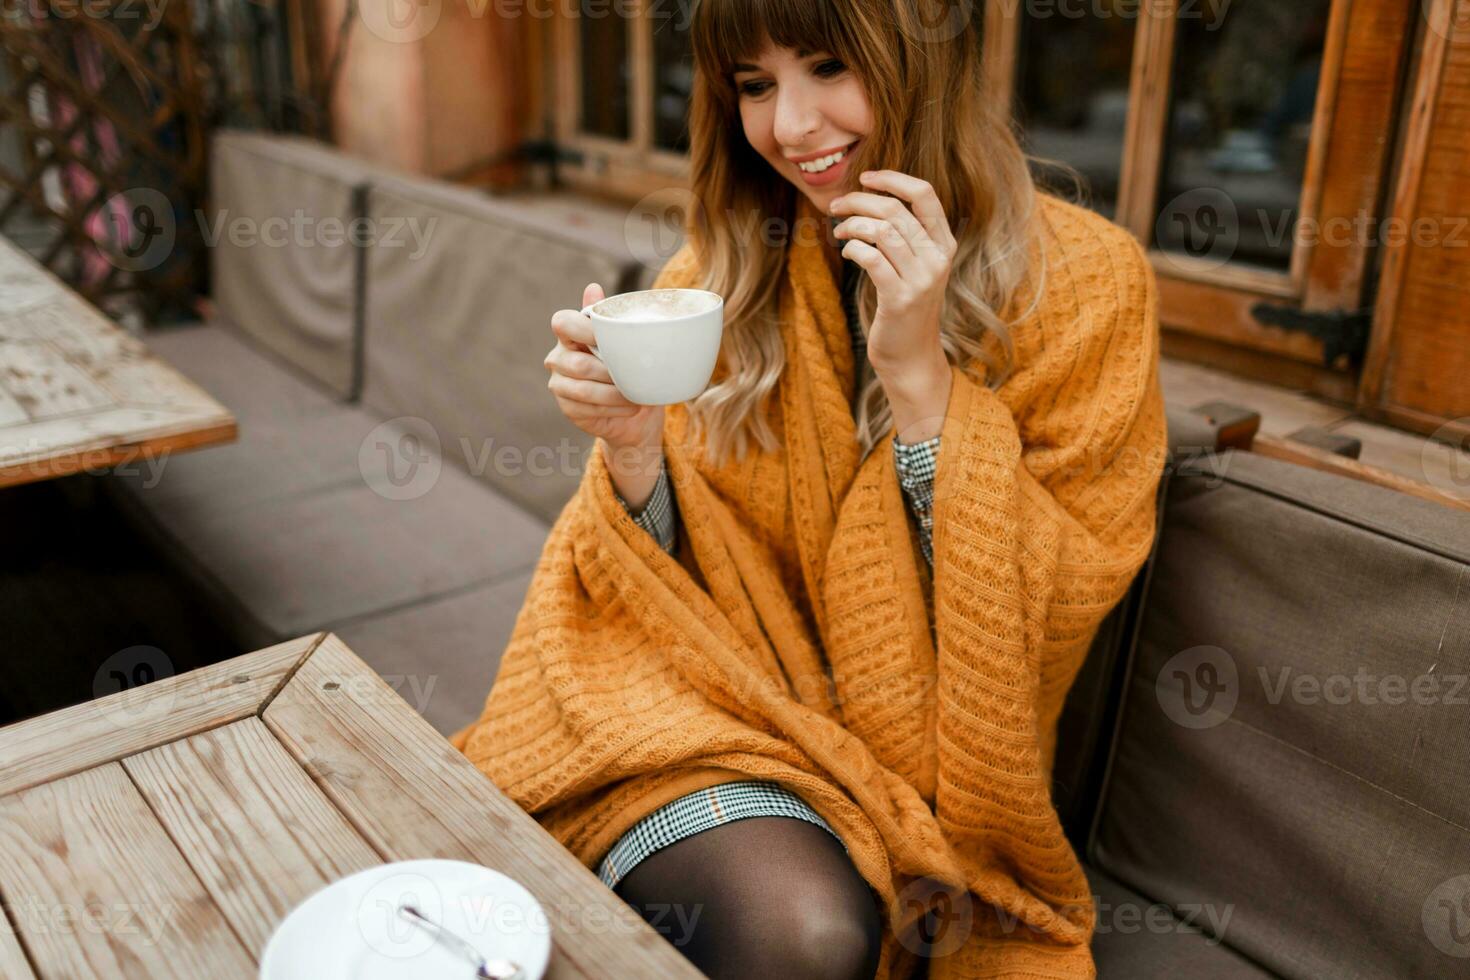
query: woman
[{"left": 453, "top": 1, "right": 1168, "bottom": 977}]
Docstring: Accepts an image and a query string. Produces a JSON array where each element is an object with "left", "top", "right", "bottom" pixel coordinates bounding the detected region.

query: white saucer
[{"left": 260, "top": 859, "right": 553, "bottom": 980}]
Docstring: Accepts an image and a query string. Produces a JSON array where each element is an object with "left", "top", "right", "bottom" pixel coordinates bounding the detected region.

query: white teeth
[{"left": 798, "top": 148, "right": 847, "bottom": 173}]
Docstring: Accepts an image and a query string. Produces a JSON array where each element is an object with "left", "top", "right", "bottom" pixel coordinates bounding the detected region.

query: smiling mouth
[{"left": 795, "top": 141, "right": 859, "bottom": 174}]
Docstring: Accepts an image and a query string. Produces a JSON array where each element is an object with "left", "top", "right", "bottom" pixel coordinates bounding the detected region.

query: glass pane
[
  {"left": 1014, "top": 6, "right": 1137, "bottom": 219},
  {"left": 580, "top": 6, "right": 630, "bottom": 140},
  {"left": 652, "top": 13, "right": 693, "bottom": 152},
  {"left": 1155, "top": 0, "right": 1331, "bottom": 271}
]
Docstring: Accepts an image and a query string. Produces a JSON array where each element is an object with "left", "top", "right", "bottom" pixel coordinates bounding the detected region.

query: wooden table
[
  {"left": 0, "top": 633, "right": 702, "bottom": 978},
  {"left": 0, "top": 235, "right": 235, "bottom": 488}
]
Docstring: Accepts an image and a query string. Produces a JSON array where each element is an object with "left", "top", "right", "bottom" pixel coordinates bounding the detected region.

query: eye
[
  {"left": 814, "top": 59, "right": 847, "bottom": 78},
  {"left": 737, "top": 79, "right": 772, "bottom": 97}
]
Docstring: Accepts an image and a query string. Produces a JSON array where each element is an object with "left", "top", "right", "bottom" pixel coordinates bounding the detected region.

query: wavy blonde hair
[{"left": 679, "top": 0, "right": 1043, "bottom": 465}]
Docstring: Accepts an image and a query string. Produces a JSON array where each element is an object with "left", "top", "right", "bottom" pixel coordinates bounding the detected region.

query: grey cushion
[
  {"left": 335, "top": 570, "right": 533, "bottom": 735},
  {"left": 142, "top": 321, "right": 346, "bottom": 423},
  {"left": 209, "top": 130, "right": 400, "bottom": 399},
  {"left": 1090, "top": 449, "right": 1470, "bottom": 979},
  {"left": 360, "top": 174, "right": 646, "bottom": 523},
  {"left": 118, "top": 326, "right": 383, "bottom": 514},
  {"left": 116, "top": 323, "right": 549, "bottom": 641},
  {"left": 1085, "top": 864, "right": 1277, "bottom": 978}
]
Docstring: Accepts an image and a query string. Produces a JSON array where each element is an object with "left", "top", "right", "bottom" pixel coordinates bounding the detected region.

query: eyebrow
[{"left": 732, "top": 47, "right": 814, "bottom": 73}]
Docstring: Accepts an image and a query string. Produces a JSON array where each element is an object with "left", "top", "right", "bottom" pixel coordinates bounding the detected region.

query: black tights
[{"left": 614, "top": 816, "right": 883, "bottom": 980}]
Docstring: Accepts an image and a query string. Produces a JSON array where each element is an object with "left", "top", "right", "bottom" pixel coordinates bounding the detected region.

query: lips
[
  {"left": 791, "top": 140, "right": 859, "bottom": 187},
  {"left": 791, "top": 140, "right": 859, "bottom": 174},
  {"left": 787, "top": 140, "right": 857, "bottom": 164}
]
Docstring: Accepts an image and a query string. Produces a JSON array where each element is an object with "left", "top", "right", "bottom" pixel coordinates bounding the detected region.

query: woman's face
[{"left": 733, "top": 43, "right": 872, "bottom": 213}]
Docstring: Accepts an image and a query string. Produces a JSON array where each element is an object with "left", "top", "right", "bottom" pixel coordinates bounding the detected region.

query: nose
[{"left": 772, "top": 83, "right": 822, "bottom": 150}]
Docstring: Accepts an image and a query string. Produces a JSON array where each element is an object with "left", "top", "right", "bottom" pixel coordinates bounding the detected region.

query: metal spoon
[{"left": 397, "top": 903, "right": 523, "bottom": 979}]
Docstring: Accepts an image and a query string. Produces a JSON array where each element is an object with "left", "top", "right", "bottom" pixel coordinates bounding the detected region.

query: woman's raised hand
[{"left": 545, "top": 283, "right": 665, "bottom": 454}]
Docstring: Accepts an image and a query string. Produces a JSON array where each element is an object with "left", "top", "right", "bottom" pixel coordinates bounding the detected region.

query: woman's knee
[
  {"left": 612, "top": 816, "right": 882, "bottom": 979},
  {"left": 773, "top": 884, "right": 883, "bottom": 980},
  {"left": 678, "top": 876, "right": 881, "bottom": 980}
]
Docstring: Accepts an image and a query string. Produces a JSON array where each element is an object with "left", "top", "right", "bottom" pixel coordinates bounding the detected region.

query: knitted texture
[{"left": 452, "top": 192, "right": 1168, "bottom": 978}]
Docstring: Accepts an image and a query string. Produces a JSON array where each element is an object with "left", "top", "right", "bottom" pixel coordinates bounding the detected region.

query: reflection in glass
[
  {"left": 652, "top": 10, "right": 693, "bottom": 152},
  {"left": 579, "top": 6, "right": 630, "bottom": 140},
  {"left": 1155, "top": 0, "right": 1330, "bottom": 271},
  {"left": 1014, "top": 5, "right": 1137, "bottom": 218}
]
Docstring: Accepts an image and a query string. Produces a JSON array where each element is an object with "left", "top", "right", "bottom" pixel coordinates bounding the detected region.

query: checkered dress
[
  {"left": 604, "top": 257, "right": 940, "bottom": 884},
  {"left": 597, "top": 781, "right": 844, "bottom": 888}
]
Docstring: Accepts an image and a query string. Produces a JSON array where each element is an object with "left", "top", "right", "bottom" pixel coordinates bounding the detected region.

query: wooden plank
[
  {"left": 1326, "top": 416, "right": 1470, "bottom": 503},
  {"left": 1160, "top": 330, "right": 1359, "bottom": 406},
  {"left": 0, "top": 907, "right": 37, "bottom": 979},
  {"left": 1114, "top": 0, "right": 1178, "bottom": 241},
  {"left": 262, "top": 634, "right": 703, "bottom": 980},
  {"left": 0, "top": 763, "right": 254, "bottom": 977},
  {"left": 0, "top": 634, "right": 323, "bottom": 798},
  {"left": 1359, "top": 0, "right": 1456, "bottom": 413},
  {"left": 1285, "top": 0, "right": 1352, "bottom": 294},
  {"left": 1156, "top": 272, "right": 1334, "bottom": 364},
  {"left": 1253, "top": 433, "right": 1470, "bottom": 514},
  {"left": 1158, "top": 356, "right": 1352, "bottom": 437},
  {"left": 1299, "top": 0, "right": 1414, "bottom": 311},
  {"left": 123, "top": 717, "right": 382, "bottom": 955}
]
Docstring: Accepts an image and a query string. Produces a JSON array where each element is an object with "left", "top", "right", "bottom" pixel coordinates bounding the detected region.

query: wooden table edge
[
  {"left": 0, "top": 632, "right": 324, "bottom": 799},
  {"left": 0, "top": 417, "right": 239, "bottom": 490}
]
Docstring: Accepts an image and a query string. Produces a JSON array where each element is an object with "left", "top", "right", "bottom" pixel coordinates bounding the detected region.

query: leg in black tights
[{"left": 614, "top": 816, "right": 883, "bottom": 980}]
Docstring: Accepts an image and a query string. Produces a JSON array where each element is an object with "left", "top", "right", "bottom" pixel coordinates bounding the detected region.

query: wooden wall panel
[{"left": 1362, "top": 0, "right": 1470, "bottom": 434}]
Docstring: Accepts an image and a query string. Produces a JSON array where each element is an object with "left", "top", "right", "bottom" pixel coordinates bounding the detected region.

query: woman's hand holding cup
[{"left": 546, "top": 283, "right": 665, "bottom": 506}]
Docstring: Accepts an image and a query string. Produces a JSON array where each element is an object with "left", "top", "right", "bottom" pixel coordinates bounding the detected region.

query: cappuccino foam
[{"left": 594, "top": 289, "right": 717, "bottom": 321}]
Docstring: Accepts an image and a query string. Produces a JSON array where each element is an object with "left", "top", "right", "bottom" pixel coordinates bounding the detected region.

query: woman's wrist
[
  {"left": 877, "top": 347, "right": 952, "bottom": 444},
  {"left": 601, "top": 438, "right": 665, "bottom": 513}
]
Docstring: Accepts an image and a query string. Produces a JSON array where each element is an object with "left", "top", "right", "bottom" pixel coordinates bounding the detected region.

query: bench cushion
[
  {"left": 209, "top": 130, "right": 400, "bottom": 400},
  {"left": 360, "top": 175, "right": 644, "bottom": 523},
  {"left": 114, "top": 323, "right": 548, "bottom": 642},
  {"left": 335, "top": 570, "right": 533, "bottom": 735},
  {"left": 1085, "top": 864, "right": 1277, "bottom": 978},
  {"left": 1090, "top": 449, "right": 1470, "bottom": 978}
]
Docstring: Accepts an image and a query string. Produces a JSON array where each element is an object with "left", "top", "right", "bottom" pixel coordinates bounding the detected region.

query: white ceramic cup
[{"left": 579, "top": 287, "right": 724, "bottom": 406}]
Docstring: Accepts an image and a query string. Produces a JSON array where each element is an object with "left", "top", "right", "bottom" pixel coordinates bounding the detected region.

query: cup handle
[{"left": 578, "top": 303, "right": 602, "bottom": 360}]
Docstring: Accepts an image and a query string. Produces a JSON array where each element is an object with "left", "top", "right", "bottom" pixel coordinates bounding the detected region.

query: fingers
[
  {"left": 834, "top": 214, "right": 921, "bottom": 279},
  {"left": 582, "top": 281, "right": 605, "bottom": 310},
  {"left": 544, "top": 341, "right": 612, "bottom": 384},
  {"left": 550, "top": 308, "right": 597, "bottom": 351},
  {"left": 830, "top": 190, "right": 931, "bottom": 254},
  {"left": 553, "top": 393, "right": 641, "bottom": 421},
  {"left": 854, "top": 171, "right": 958, "bottom": 254},
  {"left": 839, "top": 238, "right": 904, "bottom": 296}
]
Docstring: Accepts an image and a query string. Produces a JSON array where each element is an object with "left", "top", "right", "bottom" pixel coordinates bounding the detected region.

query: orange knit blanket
[{"left": 453, "top": 193, "right": 1169, "bottom": 978}]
